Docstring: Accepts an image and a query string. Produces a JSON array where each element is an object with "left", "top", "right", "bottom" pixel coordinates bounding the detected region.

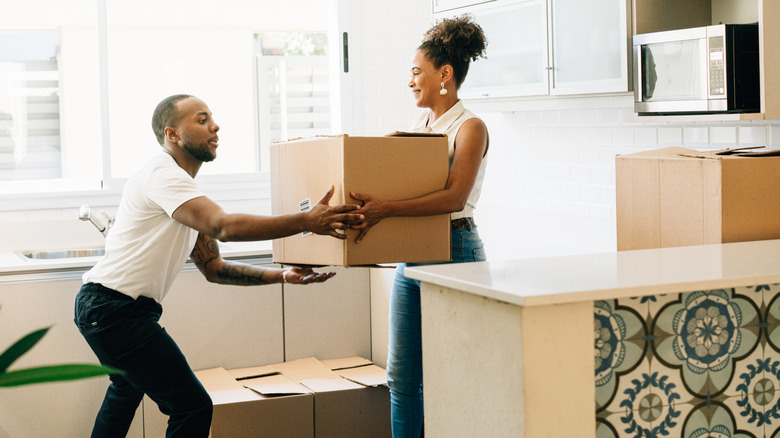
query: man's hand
[
  {"left": 281, "top": 266, "right": 336, "bottom": 284},
  {"left": 307, "top": 185, "right": 364, "bottom": 239}
]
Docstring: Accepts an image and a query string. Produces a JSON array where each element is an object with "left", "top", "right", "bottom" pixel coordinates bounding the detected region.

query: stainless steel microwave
[{"left": 633, "top": 24, "right": 760, "bottom": 115}]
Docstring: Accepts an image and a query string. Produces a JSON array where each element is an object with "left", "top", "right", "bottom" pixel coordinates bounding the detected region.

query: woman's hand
[
  {"left": 307, "top": 185, "right": 364, "bottom": 239},
  {"left": 349, "top": 192, "right": 389, "bottom": 243},
  {"left": 281, "top": 266, "right": 336, "bottom": 284}
]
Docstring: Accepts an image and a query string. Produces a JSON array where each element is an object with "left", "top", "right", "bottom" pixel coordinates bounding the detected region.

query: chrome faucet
[{"left": 79, "top": 205, "right": 115, "bottom": 237}]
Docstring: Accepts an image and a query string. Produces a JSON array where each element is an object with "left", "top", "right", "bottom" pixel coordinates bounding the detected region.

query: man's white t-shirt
[{"left": 83, "top": 152, "right": 204, "bottom": 302}]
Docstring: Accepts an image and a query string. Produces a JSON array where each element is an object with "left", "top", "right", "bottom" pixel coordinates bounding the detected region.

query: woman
[{"left": 350, "top": 15, "right": 488, "bottom": 437}]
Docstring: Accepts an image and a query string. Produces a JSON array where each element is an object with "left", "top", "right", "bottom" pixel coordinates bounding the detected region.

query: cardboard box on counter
[
  {"left": 616, "top": 146, "right": 780, "bottom": 251},
  {"left": 270, "top": 133, "right": 451, "bottom": 266},
  {"left": 197, "top": 357, "right": 390, "bottom": 438}
]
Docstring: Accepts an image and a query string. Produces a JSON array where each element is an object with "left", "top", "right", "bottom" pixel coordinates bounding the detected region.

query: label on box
[{"left": 299, "top": 198, "right": 312, "bottom": 236}]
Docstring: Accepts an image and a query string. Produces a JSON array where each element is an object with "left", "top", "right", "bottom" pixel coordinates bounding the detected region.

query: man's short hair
[{"left": 151, "top": 94, "right": 193, "bottom": 145}]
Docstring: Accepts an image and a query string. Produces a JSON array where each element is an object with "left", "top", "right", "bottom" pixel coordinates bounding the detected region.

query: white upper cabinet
[
  {"left": 434, "top": 0, "right": 631, "bottom": 99},
  {"left": 456, "top": 0, "right": 549, "bottom": 98},
  {"left": 548, "top": 0, "right": 629, "bottom": 95}
]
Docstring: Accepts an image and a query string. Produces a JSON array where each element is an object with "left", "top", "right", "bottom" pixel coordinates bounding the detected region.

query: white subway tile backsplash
[
  {"left": 658, "top": 126, "right": 683, "bottom": 145},
  {"left": 738, "top": 126, "right": 767, "bottom": 146},
  {"left": 710, "top": 126, "right": 738, "bottom": 146},
  {"left": 578, "top": 109, "right": 600, "bottom": 127},
  {"left": 539, "top": 110, "right": 560, "bottom": 126},
  {"left": 559, "top": 109, "right": 579, "bottom": 125},
  {"left": 591, "top": 203, "right": 614, "bottom": 220},
  {"left": 521, "top": 110, "right": 542, "bottom": 127},
  {"left": 570, "top": 202, "right": 590, "bottom": 217},
  {"left": 581, "top": 184, "right": 601, "bottom": 204},
  {"left": 634, "top": 127, "right": 658, "bottom": 146},
  {"left": 611, "top": 127, "right": 634, "bottom": 146},
  {"left": 570, "top": 165, "right": 590, "bottom": 184},
  {"left": 683, "top": 126, "right": 709, "bottom": 146},
  {"left": 598, "top": 108, "right": 621, "bottom": 125},
  {"left": 590, "top": 127, "right": 612, "bottom": 146},
  {"left": 770, "top": 126, "right": 780, "bottom": 148}
]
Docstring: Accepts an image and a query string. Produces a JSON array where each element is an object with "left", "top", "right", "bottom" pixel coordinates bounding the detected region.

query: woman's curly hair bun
[{"left": 419, "top": 14, "right": 487, "bottom": 88}]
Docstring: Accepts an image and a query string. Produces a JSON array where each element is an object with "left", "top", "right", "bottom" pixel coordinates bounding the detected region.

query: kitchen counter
[
  {"left": 405, "top": 238, "right": 780, "bottom": 307},
  {"left": 404, "top": 239, "right": 780, "bottom": 438},
  {"left": 0, "top": 241, "right": 273, "bottom": 279}
]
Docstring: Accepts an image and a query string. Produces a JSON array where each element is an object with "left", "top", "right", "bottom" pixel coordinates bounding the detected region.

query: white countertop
[
  {"left": 405, "top": 239, "right": 780, "bottom": 307},
  {"left": 0, "top": 241, "right": 274, "bottom": 276}
]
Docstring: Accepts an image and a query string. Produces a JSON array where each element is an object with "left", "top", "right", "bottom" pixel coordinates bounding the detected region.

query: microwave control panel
[{"left": 709, "top": 36, "right": 726, "bottom": 96}]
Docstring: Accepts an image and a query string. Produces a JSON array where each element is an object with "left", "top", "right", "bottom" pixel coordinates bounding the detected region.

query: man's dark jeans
[{"left": 74, "top": 282, "right": 212, "bottom": 438}]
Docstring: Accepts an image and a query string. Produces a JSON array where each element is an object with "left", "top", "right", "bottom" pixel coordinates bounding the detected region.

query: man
[{"left": 74, "top": 94, "right": 363, "bottom": 437}]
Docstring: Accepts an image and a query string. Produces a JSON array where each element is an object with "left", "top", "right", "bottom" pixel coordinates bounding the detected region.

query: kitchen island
[{"left": 405, "top": 239, "right": 780, "bottom": 438}]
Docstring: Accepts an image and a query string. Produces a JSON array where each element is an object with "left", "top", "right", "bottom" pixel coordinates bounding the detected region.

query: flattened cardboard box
[
  {"left": 270, "top": 133, "right": 451, "bottom": 266},
  {"left": 616, "top": 146, "right": 780, "bottom": 251}
]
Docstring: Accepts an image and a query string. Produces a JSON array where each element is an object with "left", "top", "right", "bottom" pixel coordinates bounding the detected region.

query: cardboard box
[
  {"left": 197, "top": 357, "right": 390, "bottom": 438},
  {"left": 271, "top": 133, "right": 451, "bottom": 266},
  {"left": 269, "top": 357, "right": 391, "bottom": 438},
  {"left": 616, "top": 146, "right": 780, "bottom": 250},
  {"left": 195, "top": 367, "right": 314, "bottom": 438}
]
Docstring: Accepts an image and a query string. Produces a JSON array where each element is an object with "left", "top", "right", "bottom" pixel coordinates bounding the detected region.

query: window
[
  {"left": 0, "top": 0, "right": 336, "bottom": 199},
  {"left": 255, "top": 32, "right": 331, "bottom": 172}
]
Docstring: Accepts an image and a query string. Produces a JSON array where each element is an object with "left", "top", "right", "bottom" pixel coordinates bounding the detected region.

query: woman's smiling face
[{"left": 408, "top": 49, "right": 439, "bottom": 109}]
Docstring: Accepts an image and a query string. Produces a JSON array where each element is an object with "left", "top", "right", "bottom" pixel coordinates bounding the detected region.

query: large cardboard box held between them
[
  {"left": 271, "top": 133, "right": 451, "bottom": 266},
  {"left": 616, "top": 146, "right": 780, "bottom": 251}
]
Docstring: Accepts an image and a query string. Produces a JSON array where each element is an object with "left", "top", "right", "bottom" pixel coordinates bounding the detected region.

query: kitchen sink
[{"left": 17, "top": 248, "right": 105, "bottom": 260}]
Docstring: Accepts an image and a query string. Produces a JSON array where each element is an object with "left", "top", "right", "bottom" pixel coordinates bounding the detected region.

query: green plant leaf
[
  {"left": 0, "top": 327, "right": 51, "bottom": 373},
  {"left": 0, "top": 364, "right": 120, "bottom": 387}
]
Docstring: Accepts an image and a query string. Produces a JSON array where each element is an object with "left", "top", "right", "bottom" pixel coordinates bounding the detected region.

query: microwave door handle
[
  {"left": 634, "top": 45, "right": 643, "bottom": 103},
  {"left": 700, "top": 38, "right": 709, "bottom": 101}
]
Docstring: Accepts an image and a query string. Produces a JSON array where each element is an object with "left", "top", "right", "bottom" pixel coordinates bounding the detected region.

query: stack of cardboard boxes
[{"left": 199, "top": 357, "right": 390, "bottom": 438}]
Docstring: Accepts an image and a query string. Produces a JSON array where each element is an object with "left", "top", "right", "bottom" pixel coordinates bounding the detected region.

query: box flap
[
  {"left": 228, "top": 365, "right": 278, "bottom": 380},
  {"left": 299, "top": 377, "right": 363, "bottom": 392},
  {"left": 321, "top": 356, "right": 373, "bottom": 371},
  {"left": 384, "top": 131, "right": 446, "bottom": 137},
  {"left": 195, "top": 367, "right": 264, "bottom": 404},
  {"left": 242, "top": 374, "right": 311, "bottom": 396},
  {"left": 271, "top": 357, "right": 342, "bottom": 382},
  {"left": 333, "top": 364, "right": 388, "bottom": 387}
]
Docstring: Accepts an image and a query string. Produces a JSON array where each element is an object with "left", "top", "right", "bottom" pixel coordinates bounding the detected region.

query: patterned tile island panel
[{"left": 595, "top": 284, "right": 780, "bottom": 438}]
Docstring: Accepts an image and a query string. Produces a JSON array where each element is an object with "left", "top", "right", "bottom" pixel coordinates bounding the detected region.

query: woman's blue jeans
[
  {"left": 74, "top": 283, "right": 213, "bottom": 438},
  {"left": 386, "top": 221, "right": 486, "bottom": 438}
]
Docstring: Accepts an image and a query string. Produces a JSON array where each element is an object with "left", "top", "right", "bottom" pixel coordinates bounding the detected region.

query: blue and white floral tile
[
  {"left": 734, "top": 284, "right": 769, "bottom": 328},
  {"left": 616, "top": 295, "right": 651, "bottom": 325},
  {"left": 595, "top": 374, "right": 696, "bottom": 437},
  {"left": 723, "top": 343, "right": 767, "bottom": 399},
  {"left": 647, "top": 357, "right": 699, "bottom": 406},
  {"left": 596, "top": 300, "right": 650, "bottom": 411},
  {"left": 681, "top": 401, "right": 761, "bottom": 438},
  {"left": 767, "top": 293, "right": 780, "bottom": 355},
  {"left": 600, "top": 359, "right": 652, "bottom": 415},
  {"left": 647, "top": 292, "right": 682, "bottom": 323},
  {"left": 721, "top": 394, "right": 769, "bottom": 437},
  {"left": 652, "top": 289, "right": 762, "bottom": 397},
  {"left": 595, "top": 415, "right": 621, "bottom": 438}
]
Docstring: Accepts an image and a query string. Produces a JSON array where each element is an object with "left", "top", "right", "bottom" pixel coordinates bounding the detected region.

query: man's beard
[{"left": 182, "top": 138, "right": 216, "bottom": 162}]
